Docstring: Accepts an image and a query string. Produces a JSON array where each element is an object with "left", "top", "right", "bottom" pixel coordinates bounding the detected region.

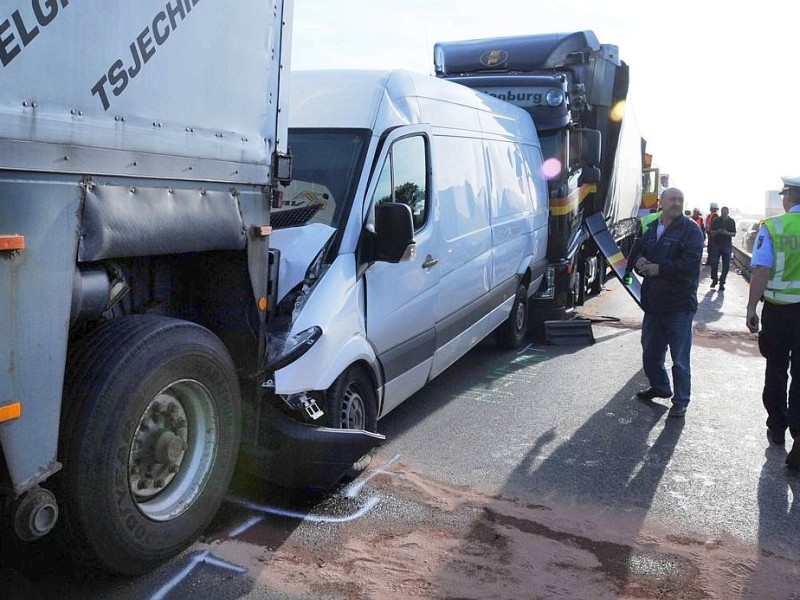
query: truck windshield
[{"left": 276, "top": 129, "right": 369, "bottom": 231}]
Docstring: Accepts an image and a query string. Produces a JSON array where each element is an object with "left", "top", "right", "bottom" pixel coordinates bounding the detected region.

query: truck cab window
[{"left": 373, "top": 135, "right": 428, "bottom": 231}]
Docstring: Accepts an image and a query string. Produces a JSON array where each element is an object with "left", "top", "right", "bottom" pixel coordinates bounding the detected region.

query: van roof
[{"left": 289, "top": 70, "right": 540, "bottom": 143}]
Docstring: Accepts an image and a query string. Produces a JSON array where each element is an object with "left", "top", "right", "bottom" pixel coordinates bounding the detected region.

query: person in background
[
  {"left": 746, "top": 176, "right": 800, "bottom": 469},
  {"left": 633, "top": 188, "right": 704, "bottom": 418},
  {"left": 704, "top": 202, "right": 719, "bottom": 265},
  {"left": 709, "top": 206, "right": 736, "bottom": 291},
  {"left": 691, "top": 208, "right": 706, "bottom": 242}
]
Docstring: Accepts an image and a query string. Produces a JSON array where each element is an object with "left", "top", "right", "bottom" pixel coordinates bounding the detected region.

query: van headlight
[{"left": 266, "top": 326, "right": 323, "bottom": 371}]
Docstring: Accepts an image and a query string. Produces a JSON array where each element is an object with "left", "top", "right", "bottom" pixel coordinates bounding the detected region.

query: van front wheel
[
  {"left": 325, "top": 366, "right": 378, "bottom": 432},
  {"left": 325, "top": 366, "right": 378, "bottom": 478},
  {"left": 497, "top": 284, "right": 528, "bottom": 349}
]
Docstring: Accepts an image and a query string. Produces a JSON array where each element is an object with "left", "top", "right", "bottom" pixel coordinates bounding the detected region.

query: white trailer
[{"left": 0, "top": 0, "right": 380, "bottom": 574}]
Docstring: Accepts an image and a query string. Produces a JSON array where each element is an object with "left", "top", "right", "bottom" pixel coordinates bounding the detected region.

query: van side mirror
[
  {"left": 375, "top": 202, "right": 416, "bottom": 263},
  {"left": 570, "top": 128, "right": 601, "bottom": 169}
]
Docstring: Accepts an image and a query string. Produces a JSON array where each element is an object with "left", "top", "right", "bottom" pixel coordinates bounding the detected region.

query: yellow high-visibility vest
[
  {"left": 763, "top": 213, "right": 800, "bottom": 305},
  {"left": 640, "top": 211, "right": 662, "bottom": 234}
]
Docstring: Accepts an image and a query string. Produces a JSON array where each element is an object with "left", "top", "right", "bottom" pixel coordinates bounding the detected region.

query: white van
[{"left": 265, "top": 70, "right": 548, "bottom": 433}]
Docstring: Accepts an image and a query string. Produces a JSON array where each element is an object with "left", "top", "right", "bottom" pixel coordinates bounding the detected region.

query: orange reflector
[
  {"left": 0, "top": 235, "right": 25, "bottom": 251},
  {"left": 258, "top": 297, "right": 268, "bottom": 311},
  {"left": 0, "top": 402, "right": 21, "bottom": 423},
  {"left": 565, "top": 263, "right": 573, "bottom": 275}
]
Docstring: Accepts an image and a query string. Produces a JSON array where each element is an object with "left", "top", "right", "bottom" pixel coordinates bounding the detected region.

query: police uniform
[{"left": 750, "top": 175, "right": 800, "bottom": 465}]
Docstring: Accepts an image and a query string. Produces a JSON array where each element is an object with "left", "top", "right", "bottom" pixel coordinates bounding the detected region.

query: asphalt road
[{"left": 3, "top": 261, "right": 799, "bottom": 598}]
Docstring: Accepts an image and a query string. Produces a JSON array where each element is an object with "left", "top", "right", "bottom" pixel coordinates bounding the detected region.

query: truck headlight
[
  {"left": 546, "top": 89, "right": 564, "bottom": 106},
  {"left": 266, "top": 326, "right": 323, "bottom": 371}
]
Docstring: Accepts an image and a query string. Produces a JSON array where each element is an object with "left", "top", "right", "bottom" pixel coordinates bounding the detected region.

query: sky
[{"left": 291, "top": 0, "right": 799, "bottom": 217}]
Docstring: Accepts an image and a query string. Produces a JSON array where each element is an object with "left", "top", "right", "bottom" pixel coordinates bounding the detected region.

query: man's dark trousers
[{"left": 759, "top": 301, "right": 800, "bottom": 437}]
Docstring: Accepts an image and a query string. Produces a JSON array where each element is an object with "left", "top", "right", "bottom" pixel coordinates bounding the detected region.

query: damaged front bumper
[{"left": 238, "top": 401, "right": 385, "bottom": 490}]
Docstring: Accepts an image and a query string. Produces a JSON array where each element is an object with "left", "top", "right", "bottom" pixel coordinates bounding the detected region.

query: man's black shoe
[
  {"left": 767, "top": 429, "right": 786, "bottom": 445},
  {"left": 710, "top": 281, "right": 717, "bottom": 288},
  {"left": 719, "top": 284, "right": 725, "bottom": 291},
  {"left": 636, "top": 388, "right": 672, "bottom": 400},
  {"left": 668, "top": 405, "right": 687, "bottom": 418},
  {"left": 786, "top": 439, "right": 800, "bottom": 469}
]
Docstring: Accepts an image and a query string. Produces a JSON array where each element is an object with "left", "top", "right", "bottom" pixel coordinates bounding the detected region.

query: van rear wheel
[{"left": 497, "top": 284, "right": 528, "bottom": 349}]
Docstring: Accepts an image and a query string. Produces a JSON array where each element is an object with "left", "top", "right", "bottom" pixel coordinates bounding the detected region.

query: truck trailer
[
  {"left": 434, "top": 31, "right": 646, "bottom": 312},
  {"left": 0, "top": 0, "right": 381, "bottom": 575}
]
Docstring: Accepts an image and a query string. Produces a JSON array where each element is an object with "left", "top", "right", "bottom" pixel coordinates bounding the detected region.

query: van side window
[
  {"left": 486, "top": 141, "right": 532, "bottom": 220},
  {"left": 434, "top": 135, "right": 490, "bottom": 241},
  {"left": 373, "top": 136, "right": 428, "bottom": 231}
]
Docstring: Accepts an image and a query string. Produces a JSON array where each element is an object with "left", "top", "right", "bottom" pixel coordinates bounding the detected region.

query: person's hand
[
  {"left": 746, "top": 307, "right": 759, "bottom": 333},
  {"left": 635, "top": 257, "right": 660, "bottom": 277}
]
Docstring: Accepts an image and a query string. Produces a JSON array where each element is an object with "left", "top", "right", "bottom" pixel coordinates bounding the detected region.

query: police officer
[{"left": 746, "top": 175, "right": 800, "bottom": 469}]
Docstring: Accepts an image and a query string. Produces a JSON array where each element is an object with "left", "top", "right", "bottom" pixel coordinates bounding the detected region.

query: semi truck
[
  {"left": 0, "top": 0, "right": 381, "bottom": 575},
  {"left": 434, "top": 31, "right": 646, "bottom": 312}
]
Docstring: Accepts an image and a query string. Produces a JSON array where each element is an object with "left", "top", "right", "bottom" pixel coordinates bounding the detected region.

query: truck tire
[
  {"left": 496, "top": 284, "right": 529, "bottom": 349},
  {"left": 325, "top": 366, "right": 378, "bottom": 479},
  {"left": 57, "top": 315, "right": 241, "bottom": 574}
]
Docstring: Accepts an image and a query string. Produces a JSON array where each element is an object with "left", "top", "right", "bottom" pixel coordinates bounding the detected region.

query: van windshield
[{"left": 276, "top": 129, "right": 369, "bottom": 231}]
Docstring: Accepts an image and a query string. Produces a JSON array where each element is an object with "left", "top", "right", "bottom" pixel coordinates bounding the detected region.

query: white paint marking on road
[
  {"left": 203, "top": 555, "right": 247, "bottom": 573},
  {"left": 150, "top": 550, "right": 248, "bottom": 600},
  {"left": 516, "top": 343, "right": 533, "bottom": 355},
  {"left": 228, "top": 494, "right": 381, "bottom": 523},
  {"left": 228, "top": 515, "right": 264, "bottom": 538},
  {"left": 150, "top": 550, "right": 208, "bottom": 600},
  {"left": 343, "top": 453, "right": 402, "bottom": 498}
]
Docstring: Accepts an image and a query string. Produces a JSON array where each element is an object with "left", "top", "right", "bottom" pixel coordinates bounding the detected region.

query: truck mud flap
[
  {"left": 239, "top": 403, "right": 385, "bottom": 491},
  {"left": 585, "top": 212, "right": 642, "bottom": 308}
]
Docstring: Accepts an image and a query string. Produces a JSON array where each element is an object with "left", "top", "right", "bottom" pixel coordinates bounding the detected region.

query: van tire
[
  {"left": 497, "top": 284, "right": 529, "bottom": 349},
  {"left": 325, "top": 366, "right": 378, "bottom": 479},
  {"left": 57, "top": 316, "right": 241, "bottom": 575},
  {"left": 325, "top": 366, "right": 378, "bottom": 432}
]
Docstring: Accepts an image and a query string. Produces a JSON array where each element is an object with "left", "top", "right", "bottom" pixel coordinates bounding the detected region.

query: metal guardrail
[{"left": 732, "top": 242, "right": 752, "bottom": 282}]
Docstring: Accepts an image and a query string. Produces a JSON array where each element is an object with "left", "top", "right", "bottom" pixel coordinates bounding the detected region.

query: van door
[{"left": 363, "top": 128, "right": 439, "bottom": 415}]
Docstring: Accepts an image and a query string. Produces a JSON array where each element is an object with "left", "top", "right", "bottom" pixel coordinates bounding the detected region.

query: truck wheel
[
  {"left": 496, "top": 284, "right": 528, "bottom": 349},
  {"left": 326, "top": 366, "right": 378, "bottom": 478},
  {"left": 58, "top": 316, "right": 241, "bottom": 575}
]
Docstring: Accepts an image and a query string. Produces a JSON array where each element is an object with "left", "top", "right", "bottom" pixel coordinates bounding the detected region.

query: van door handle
[{"left": 422, "top": 255, "right": 439, "bottom": 269}]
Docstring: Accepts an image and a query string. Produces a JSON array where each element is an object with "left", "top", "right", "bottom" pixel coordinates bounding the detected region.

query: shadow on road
[
  {"left": 742, "top": 448, "right": 800, "bottom": 597},
  {"left": 432, "top": 373, "right": 693, "bottom": 595}
]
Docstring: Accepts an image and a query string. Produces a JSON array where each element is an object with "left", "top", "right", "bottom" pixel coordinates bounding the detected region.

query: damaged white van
[{"left": 265, "top": 70, "right": 548, "bottom": 436}]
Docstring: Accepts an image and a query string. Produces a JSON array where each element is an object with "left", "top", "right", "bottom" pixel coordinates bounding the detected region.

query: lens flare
[
  {"left": 541, "top": 158, "right": 562, "bottom": 179},
  {"left": 610, "top": 100, "right": 626, "bottom": 123}
]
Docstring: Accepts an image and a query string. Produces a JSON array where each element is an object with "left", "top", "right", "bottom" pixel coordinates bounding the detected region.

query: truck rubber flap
[{"left": 585, "top": 212, "right": 642, "bottom": 308}]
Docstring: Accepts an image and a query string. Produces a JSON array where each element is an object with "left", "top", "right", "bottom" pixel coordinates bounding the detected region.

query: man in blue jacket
[{"left": 633, "top": 187, "right": 704, "bottom": 417}]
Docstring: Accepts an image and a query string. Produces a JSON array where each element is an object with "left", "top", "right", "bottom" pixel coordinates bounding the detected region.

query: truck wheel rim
[
  {"left": 128, "top": 379, "right": 218, "bottom": 521},
  {"left": 341, "top": 383, "right": 365, "bottom": 430},
  {"left": 514, "top": 299, "right": 526, "bottom": 332}
]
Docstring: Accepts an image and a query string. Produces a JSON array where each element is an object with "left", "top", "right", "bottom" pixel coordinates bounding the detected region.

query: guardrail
[{"left": 732, "top": 242, "right": 752, "bottom": 281}]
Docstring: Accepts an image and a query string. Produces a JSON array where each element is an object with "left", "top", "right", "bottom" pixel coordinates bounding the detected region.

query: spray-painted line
[
  {"left": 343, "top": 453, "right": 402, "bottom": 498},
  {"left": 228, "top": 515, "right": 264, "bottom": 538},
  {"left": 228, "top": 494, "right": 381, "bottom": 523},
  {"left": 150, "top": 550, "right": 245, "bottom": 600},
  {"left": 203, "top": 555, "right": 247, "bottom": 573},
  {"left": 516, "top": 343, "right": 533, "bottom": 355}
]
